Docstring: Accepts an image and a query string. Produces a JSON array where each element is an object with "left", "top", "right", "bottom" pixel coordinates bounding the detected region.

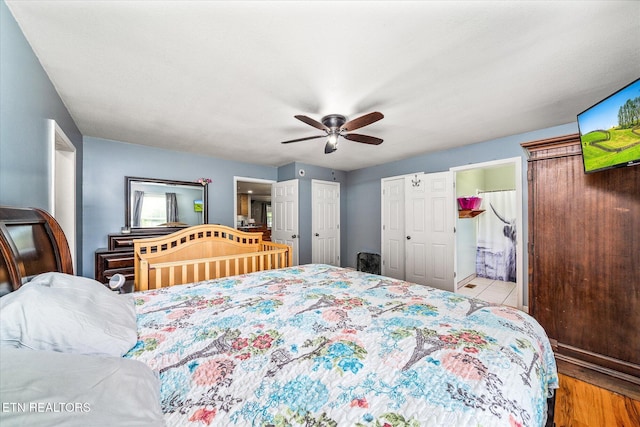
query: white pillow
[
  {"left": 0, "top": 272, "right": 137, "bottom": 356},
  {"left": 0, "top": 347, "right": 165, "bottom": 427}
]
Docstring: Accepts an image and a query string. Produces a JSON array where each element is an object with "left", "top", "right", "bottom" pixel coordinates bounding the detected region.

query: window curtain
[
  {"left": 261, "top": 202, "right": 268, "bottom": 225},
  {"left": 475, "top": 190, "right": 516, "bottom": 282},
  {"left": 166, "top": 193, "right": 178, "bottom": 223},
  {"left": 132, "top": 190, "right": 144, "bottom": 227}
]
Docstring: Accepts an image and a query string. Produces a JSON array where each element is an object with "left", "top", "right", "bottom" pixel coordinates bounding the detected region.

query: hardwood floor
[{"left": 554, "top": 374, "right": 640, "bottom": 427}]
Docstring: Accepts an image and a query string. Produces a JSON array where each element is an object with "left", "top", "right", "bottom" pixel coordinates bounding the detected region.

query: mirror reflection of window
[{"left": 140, "top": 193, "right": 167, "bottom": 227}]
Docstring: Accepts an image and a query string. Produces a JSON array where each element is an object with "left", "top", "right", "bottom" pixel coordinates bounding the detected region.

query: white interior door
[
  {"left": 404, "top": 173, "right": 428, "bottom": 284},
  {"left": 381, "top": 177, "right": 406, "bottom": 279},
  {"left": 311, "top": 180, "right": 340, "bottom": 266},
  {"left": 423, "top": 171, "right": 455, "bottom": 292},
  {"left": 271, "top": 179, "right": 299, "bottom": 266}
]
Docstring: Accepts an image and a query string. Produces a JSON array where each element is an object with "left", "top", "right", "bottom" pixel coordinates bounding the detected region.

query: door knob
[
  {"left": 291, "top": 234, "right": 298, "bottom": 239},
  {"left": 406, "top": 236, "right": 411, "bottom": 240},
  {"left": 315, "top": 233, "right": 320, "bottom": 237}
]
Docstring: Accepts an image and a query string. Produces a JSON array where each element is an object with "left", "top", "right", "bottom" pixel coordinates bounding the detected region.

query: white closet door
[
  {"left": 404, "top": 173, "right": 428, "bottom": 285},
  {"left": 381, "top": 172, "right": 455, "bottom": 291},
  {"left": 381, "top": 177, "right": 406, "bottom": 279},
  {"left": 271, "top": 179, "right": 299, "bottom": 266},
  {"left": 312, "top": 180, "right": 340, "bottom": 266}
]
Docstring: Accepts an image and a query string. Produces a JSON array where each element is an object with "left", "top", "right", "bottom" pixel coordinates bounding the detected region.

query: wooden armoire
[{"left": 522, "top": 134, "right": 639, "bottom": 397}]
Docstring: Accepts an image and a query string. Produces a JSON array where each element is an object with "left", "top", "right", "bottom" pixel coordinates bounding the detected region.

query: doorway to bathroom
[{"left": 451, "top": 157, "right": 523, "bottom": 310}]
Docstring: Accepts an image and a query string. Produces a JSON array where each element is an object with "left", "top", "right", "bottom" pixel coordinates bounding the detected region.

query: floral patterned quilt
[{"left": 126, "top": 264, "right": 558, "bottom": 427}]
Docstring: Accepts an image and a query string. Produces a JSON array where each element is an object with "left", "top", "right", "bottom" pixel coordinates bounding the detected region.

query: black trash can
[{"left": 356, "top": 252, "right": 381, "bottom": 275}]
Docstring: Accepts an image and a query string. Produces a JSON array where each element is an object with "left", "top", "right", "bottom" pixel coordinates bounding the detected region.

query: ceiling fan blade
[
  {"left": 343, "top": 133, "right": 383, "bottom": 145},
  {"left": 340, "top": 112, "right": 384, "bottom": 132},
  {"left": 281, "top": 135, "right": 326, "bottom": 144},
  {"left": 295, "top": 115, "right": 329, "bottom": 132}
]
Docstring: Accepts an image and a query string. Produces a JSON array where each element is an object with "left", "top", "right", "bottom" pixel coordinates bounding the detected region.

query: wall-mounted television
[{"left": 577, "top": 78, "right": 640, "bottom": 173}]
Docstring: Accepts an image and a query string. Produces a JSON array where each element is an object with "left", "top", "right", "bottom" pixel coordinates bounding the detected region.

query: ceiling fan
[{"left": 281, "top": 112, "right": 384, "bottom": 154}]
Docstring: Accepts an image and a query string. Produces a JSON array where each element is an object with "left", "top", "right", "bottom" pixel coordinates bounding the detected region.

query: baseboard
[{"left": 555, "top": 357, "right": 640, "bottom": 400}]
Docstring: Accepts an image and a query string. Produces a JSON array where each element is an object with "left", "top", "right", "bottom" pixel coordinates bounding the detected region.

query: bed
[
  {"left": 133, "top": 224, "right": 292, "bottom": 292},
  {"left": 0, "top": 206, "right": 558, "bottom": 426}
]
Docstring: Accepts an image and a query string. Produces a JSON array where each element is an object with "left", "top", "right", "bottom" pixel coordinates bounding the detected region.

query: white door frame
[
  {"left": 311, "top": 179, "right": 340, "bottom": 266},
  {"left": 48, "top": 120, "right": 76, "bottom": 271},
  {"left": 450, "top": 157, "right": 524, "bottom": 310}
]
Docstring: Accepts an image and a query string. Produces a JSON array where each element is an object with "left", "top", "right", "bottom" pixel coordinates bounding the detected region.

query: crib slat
[{"left": 155, "top": 268, "right": 162, "bottom": 289}]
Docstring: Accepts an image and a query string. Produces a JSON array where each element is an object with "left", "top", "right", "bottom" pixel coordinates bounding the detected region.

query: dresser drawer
[
  {"left": 95, "top": 249, "right": 135, "bottom": 284},
  {"left": 108, "top": 235, "right": 136, "bottom": 250},
  {"left": 102, "top": 252, "right": 134, "bottom": 269}
]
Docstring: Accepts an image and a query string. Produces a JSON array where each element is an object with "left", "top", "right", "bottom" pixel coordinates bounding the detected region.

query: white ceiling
[{"left": 6, "top": 0, "right": 640, "bottom": 171}]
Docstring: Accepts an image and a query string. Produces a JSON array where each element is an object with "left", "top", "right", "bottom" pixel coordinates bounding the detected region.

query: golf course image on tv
[{"left": 578, "top": 78, "right": 640, "bottom": 173}]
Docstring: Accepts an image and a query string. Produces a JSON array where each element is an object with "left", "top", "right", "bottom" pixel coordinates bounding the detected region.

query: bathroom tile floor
[{"left": 457, "top": 277, "right": 518, "bottom": 308}]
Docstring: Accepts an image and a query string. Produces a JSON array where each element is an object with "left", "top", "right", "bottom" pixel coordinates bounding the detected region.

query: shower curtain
[{"left": 476, "top": 190, "right": 516, "bottom": 282}]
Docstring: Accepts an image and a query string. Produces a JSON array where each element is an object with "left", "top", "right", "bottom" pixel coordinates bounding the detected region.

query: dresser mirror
[{"left": 125, "top": 177, "right": 208, "bottom": 229}]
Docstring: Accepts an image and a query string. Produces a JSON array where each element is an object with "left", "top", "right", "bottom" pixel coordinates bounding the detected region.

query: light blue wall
[
  {"left": 82, "top": 137, "right": 277, "bottom": 278},
  {"left": 0, "top": 1, "right": 83, "bottom": 269},
  {"left": 344, "top": 122, "right": 579, "bottom": 304}
]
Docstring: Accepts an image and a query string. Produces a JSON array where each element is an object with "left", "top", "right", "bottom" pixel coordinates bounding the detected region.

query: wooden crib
[{"left": 133, "top": 224, "right": 292, "bottom": 291}]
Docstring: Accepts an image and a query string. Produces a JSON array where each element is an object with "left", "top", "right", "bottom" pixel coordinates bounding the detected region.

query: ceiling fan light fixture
[{"left": 325, "top": 132, "right": 339, "bottom": 154}]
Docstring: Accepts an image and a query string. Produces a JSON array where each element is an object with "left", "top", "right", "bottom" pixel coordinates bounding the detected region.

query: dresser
[
  {"left": 95, "top": 228, "right": 182, "bottom": 292},
  {"left": 522, "top": 134, "right": 639, "bottom": 397}
]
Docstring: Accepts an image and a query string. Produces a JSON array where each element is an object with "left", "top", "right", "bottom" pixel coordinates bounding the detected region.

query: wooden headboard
[{"left": 0, "top": 206, "right": 73, "bottom": 295}]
